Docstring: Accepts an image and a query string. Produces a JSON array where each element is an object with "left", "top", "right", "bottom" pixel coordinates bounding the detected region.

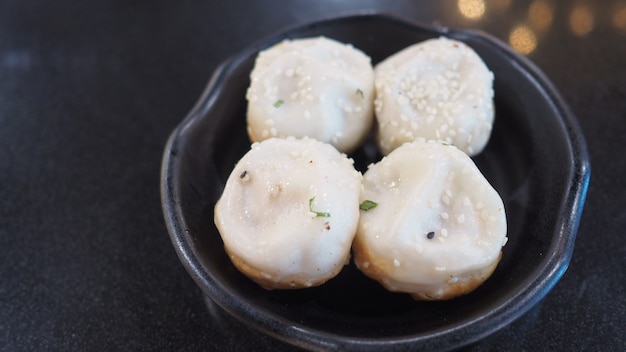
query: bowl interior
[{"left": 162, "top": 13, "right": 588, "bottom": 351}]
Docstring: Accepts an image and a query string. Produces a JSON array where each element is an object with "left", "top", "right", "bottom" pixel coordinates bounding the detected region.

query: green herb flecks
[
  {"left": 309, "top": 197, "right": 330, "bottom": 218},
  {"left": 356, "top": 88, "right": 364, "bottom": 99},
  {"left": 359, "top": 200, "right": 378, "bottom": 211},
  {"left": 273, "top": 99, "right": 284, "bottom": 108}
]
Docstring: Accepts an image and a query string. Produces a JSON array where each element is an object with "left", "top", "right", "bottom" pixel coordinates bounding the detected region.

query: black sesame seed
[
  {"left": 239, "top": 170, "right": 247, "bottom": 179},
  {"left": 426, "top": 231, "right": 435, "bottom": 239}
]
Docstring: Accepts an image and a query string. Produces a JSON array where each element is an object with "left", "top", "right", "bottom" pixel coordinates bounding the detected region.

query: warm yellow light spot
[
  {"left": 458, "top": 0, "right": 486, "bottom": 20},
  {"left": 570, "top": 4, "right": 594, "bottom": 37},
  {"left": 613, "top": 5, "right": 626, "bottom": 32},
  {"left": 509, "top": 25, "right": 537, "bottom": 55},
  {"left": 528, "top": 1, "right": 554, "bottom": 32}
]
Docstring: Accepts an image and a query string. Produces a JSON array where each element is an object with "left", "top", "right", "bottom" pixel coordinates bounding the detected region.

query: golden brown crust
[
  {"left": 410, "top": 253, "right": 501, "bottom": 301},
  {"left": 352, "top": 234, "right": 502, "bottom": 301},
  {"left": 225, "top": 245, "right": 348, "bottom": 290}
]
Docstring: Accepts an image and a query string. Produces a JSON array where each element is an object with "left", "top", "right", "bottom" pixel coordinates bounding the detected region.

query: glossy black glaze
[{"left": 161, "top": 14, "right": 589, "bottom": 351}]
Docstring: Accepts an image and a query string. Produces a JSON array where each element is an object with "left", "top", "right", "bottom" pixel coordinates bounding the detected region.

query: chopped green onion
[
  {"left": 356, "top": 88, "right": 364, "bottom": 99},
  {"left": 309, "top": 197, "right": 330, "bottom": 218},
  {"left": 273, "top": 99, "right": 284, "bottom": 108},
  {"left": 359, "top": 200, "right": 378, "bottom": 211}
]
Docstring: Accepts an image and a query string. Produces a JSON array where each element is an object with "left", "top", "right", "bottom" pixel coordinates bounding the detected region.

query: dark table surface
[{"left": 1, "top": 1, "right": 624, "bottom": 351}]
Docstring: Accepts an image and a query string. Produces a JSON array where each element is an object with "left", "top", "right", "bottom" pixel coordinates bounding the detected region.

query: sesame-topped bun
[
  {"left": 246, "top": 36, "right": 375, "bottom": 154},
  {"left": 374, "top": 37, "right": 495, "bottom": 156},
  {"left": 353, "top": 139, "right": 507, "bottom": 300},
  {"left": 214, "top": 137, "right": 362, "bottom": 289}
]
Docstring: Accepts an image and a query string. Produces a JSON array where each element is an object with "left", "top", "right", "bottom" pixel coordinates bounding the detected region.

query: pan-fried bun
[
  {"left": 214, "top": 137, "right": 362, "bottom": 289},
  {"left": 374, "top": 37, "right": 495, "bottom": 156},
  {"left": 246, "top": 36, "right": 375, "bottom": 154},
  {"left": 354, "top": 139, "right": 507, "bottom": 300}
]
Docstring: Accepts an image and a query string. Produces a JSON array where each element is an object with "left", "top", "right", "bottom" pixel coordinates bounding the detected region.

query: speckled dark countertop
[{"left": 1, "top": 1, "right": 624, "bottom": 351}]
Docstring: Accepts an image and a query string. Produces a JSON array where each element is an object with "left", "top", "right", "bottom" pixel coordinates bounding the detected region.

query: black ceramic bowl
[{"left": 161, "top": 12, "right": 590, "bottom": 351}]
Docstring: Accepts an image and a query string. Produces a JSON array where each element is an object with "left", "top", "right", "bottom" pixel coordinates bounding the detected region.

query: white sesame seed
[
  {"left": 393, "top": 259, "right": 400, "bottom": 267},
  {"left": 441, "top": 228, "right": 448, "bottom": 237},
  {"left": 397, "top": 95, "right": 409, "bottom": 105},
  {"left": 457, "top": 214, "right": 465, "bottom": 223},
  {"left": 440, "top": 212, "right": 449, "bottom": 219}
]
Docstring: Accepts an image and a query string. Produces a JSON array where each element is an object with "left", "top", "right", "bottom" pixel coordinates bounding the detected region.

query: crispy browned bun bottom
[
  {"left": 352, "top": 235, "right": 502, "bottom": 301},
  {"left": 225, "top": 245, "right": 349, "bottom": 290}
]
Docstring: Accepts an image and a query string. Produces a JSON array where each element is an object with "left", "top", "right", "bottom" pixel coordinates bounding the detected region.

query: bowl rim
[{"left": 160, "top": 11, "right": 591, "bottom": 351}]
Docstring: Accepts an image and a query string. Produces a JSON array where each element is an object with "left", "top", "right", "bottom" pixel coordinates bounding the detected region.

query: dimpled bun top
[
  {"left": 374, "top": 37, "right": 495, "bottom": 156},
  {"left": 353, "top": 139, "right": 507, "bottom": 300},
  {"left": 246, "top": 36, "right": 374, "bottom": 154},
  {"left": 214, "top": 137, "right": 362, "bottom": 289}
]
